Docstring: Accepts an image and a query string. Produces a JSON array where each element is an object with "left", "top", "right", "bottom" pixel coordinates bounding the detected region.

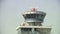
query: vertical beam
[
  {"left": 32, "top": 28, "right": 35, "bottom": 34},
  {"left": 20, "top": 28, "right": 21, "bottom": 34},
  {"left": 32, "top": 28, "right": 34, "bottom": 32},
  {"left": 18, "top": 28, "right": 21, "bottom": 34}
]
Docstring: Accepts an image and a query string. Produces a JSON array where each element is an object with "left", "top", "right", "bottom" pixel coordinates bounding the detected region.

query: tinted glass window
[
  {"left": 25, "top": 14, "right": 38, "bottom": 18},
  {"left": 21, "top": 28, "right": 32, "bottom": 31}
]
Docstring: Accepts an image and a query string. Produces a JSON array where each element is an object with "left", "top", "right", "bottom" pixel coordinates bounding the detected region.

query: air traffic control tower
[{"left": 16, "top": 8, "right": 51, "bottom": 34}]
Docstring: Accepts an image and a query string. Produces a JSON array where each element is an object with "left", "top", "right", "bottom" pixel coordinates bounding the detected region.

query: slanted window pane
[
  {"left": 25, "top": 14, "right": 38, "bottom": 18},
  {"left": 21, "top": 28, "right": 32, "bottom": 31}
]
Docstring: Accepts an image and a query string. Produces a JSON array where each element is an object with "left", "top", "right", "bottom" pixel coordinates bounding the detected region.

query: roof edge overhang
[{"left": 16, "top": 26, "right": 52, "bottom": 30}]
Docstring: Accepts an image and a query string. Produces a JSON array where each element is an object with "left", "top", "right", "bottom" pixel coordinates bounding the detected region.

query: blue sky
[{"left": 0, "top": 0, "right": 60, "bottom": 34}]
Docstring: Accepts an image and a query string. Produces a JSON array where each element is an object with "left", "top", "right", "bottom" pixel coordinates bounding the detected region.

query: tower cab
[{"left": 16, "top": 8, "right": 51, "bottom": 34}]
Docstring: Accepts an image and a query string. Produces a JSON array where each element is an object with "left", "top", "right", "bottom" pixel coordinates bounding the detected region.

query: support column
[
  {"left": 32, "top": 28, "right": 34, "bottom": 32},
  {"left": 18, "top": 28, "right": 21, "bottom": 34}
]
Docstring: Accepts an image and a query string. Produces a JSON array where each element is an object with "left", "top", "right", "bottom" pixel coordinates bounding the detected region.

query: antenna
[{"left": 31, "top": 8, "right": 37, "bottom": 12}]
